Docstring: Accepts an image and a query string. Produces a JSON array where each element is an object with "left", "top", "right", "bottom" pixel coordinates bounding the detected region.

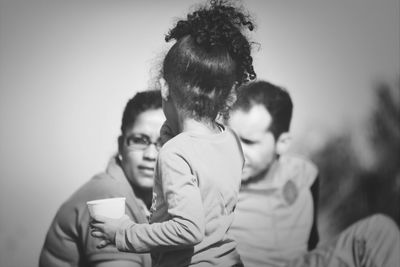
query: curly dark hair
[{"left": 163, "top": 0, "right": 256, "bottom": 121}]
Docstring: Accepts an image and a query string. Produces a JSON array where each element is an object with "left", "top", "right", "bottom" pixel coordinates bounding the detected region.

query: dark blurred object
[
  {"left": 364, "top": 80, "right": 400, "bottom": 221},
  {"left": 311, "top": 78, "right": 400, "bottom": 241}
]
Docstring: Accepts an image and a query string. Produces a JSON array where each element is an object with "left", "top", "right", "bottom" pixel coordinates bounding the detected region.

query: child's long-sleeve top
[{"left": 115, "top": 127, "right": 244, "bottom": 267}]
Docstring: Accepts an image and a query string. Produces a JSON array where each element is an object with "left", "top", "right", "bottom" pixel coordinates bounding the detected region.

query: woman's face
[{"left": 119, "top": 108, "right": 165, "bottom": 189}]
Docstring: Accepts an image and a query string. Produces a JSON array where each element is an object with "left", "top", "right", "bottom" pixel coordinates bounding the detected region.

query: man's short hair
[
  {"left": 121, "top": 90, "right": 162, "bottom": 134},
  {"left": 233, "top": 80, "right": 293, "bottom": 139}
]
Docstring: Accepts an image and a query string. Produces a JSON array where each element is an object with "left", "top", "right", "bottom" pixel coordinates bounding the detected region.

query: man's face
[
  {"left": 120, "top": 108, "right": 165, "bottom": 189},
  {"left": 228, "top": 105, "right": 278, "bottom": 182}
]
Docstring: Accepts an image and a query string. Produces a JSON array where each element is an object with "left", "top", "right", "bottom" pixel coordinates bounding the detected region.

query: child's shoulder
[
  {"left": 225, "top": 125, "right": 242, "bottom": 144},
  {"left": 160, "top": 127, "right": 240, "bottom": 155},
  {"left": 158, "top": 133, "right": 191, "bottom": 155}
]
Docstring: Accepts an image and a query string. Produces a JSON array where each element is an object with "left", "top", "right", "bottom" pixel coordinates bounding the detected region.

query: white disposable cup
[{"left": 86, "top": 197, "right": 126, "bottom": 219}]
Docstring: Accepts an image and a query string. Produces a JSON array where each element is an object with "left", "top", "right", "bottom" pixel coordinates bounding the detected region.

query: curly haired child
[{"left": 90, "top": 1, "right": 256, "bottom": 266}]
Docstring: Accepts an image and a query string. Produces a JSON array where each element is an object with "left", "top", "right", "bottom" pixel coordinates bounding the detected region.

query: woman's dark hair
[
  {"left": 121, "top": 90, "right": 162, "bottom": 134},
  {"left": 163, "top": 0, "right": 256, "bottom": 120},
  {"left": 233, "top": 80, "right": 293, "bottom": 140}
]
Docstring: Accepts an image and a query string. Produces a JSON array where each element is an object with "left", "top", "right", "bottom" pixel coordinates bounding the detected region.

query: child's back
[{"left": 150, "top": 127, "right": 244, "bottom": 266}]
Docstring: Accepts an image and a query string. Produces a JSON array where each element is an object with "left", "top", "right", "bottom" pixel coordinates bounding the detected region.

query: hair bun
[{"left": 165, "top": 0, "right": 256, "bottom": 83}]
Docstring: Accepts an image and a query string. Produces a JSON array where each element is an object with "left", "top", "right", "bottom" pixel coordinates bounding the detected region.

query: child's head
[
  {"left": 228, "top": 80, "right": 293, "bottom": 182},
  {"left": 162, "top": 0, "right": 256, "bottom": 122}
]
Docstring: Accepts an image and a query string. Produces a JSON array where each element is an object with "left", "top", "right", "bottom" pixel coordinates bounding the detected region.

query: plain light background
[{"left": 0, "top": 0, "right": 398, "bottom": 266}]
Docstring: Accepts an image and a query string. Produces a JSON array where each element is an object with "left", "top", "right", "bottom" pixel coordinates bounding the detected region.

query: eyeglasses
[{"left": 125, "top": 134, "right": 162, "bottom": 151}]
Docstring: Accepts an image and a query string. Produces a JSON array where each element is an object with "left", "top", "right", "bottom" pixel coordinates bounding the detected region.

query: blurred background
[{"left": 0, "top": 0, "right": 398, "bottom": 266}]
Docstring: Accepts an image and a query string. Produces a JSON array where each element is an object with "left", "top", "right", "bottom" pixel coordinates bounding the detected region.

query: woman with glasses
[{"left": 39, "top": 90, "right": 164, "bottom": 267}]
